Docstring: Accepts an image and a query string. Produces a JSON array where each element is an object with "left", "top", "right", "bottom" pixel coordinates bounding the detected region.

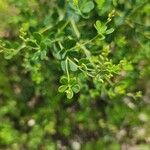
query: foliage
[{"left": 0, "top": 0, "right": 150, "bottom": 149}]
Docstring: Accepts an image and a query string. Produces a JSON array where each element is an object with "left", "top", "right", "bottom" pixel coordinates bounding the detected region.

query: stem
[
  {"left": 65, "top": 57, "right": 70, "bottom": 82},
  {"left": 58, "top": 41, "right": 63, "bottom": 50},
  {"left": 39, "top": 25, "right": 53, "bottom": 34},
  {"left": 105, "top": 77, "right": 113, "bottom": 86},
  {"left": 77, "top": 43, "right": 91, "bottom": 58},
  {"left": 67, "top": 34, "right": 99, "bottom": 52},
  {"left": 70, "top": 18, "right": 80, "bottom": 38},
  {"left": 79, "top": 67, "right": 94, "bottom": 78},
  {"left": 40, "top": 20, "right": 69, "bottom": 34}
]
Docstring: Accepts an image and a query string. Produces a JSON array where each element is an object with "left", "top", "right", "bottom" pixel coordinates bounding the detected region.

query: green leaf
[
  {"left": 72, "top": 84, "right": 80, "bottom": 93},
  {"left": 81, "top": 1, "right": 95, "bottom": 13},
  {"left": 61, "top": 61, "right": 66, "bottom": 72},
  {"left": 69, "top": 59, "right": 78, "bottom": 71},
  {"left": 66, "top": 89, "right": 74, "bottom": 99},
  {"left": 26, "top": 40, "right": 37, "bottom": 48},
  {"left": 66, "top": 51, "right": 79, "bottom": 58},
  {"left": 58, "top": 85, "right": 68, "bottom": 93},
  {"left": 55, "top": 49, "right": 66, "bottom": 60},
  {"left": 73, "top": 0, "right": 78, "bottom": 6},
  {"left": 40, "top": 50, "right": 47, "bottom": 60},
  {"left": 4, "top": 48, "right": 19, "bottom": 59},
  {"left": 60, "top": 76, "right": 68, "bottom": 84},
  {"left": 40, "top": 42, "right": 47, "bottom": 50},
  {"left": 70, "top": 78, "right": 77, "bottom": 85},
  {"left": 31, "top": 52, "right": 40, "bottom": 61},
  {"left": 54, "top": 51, "right": 62, "bottom": 60},
  {"left": 106, "top": 28, "right": 114, "bottom": 34},
  {"left": 33, "top": 32, "right": 42, "bottom": 44},
  {"left": 95, "top": 20, "right": 107, "bottom": 35}
]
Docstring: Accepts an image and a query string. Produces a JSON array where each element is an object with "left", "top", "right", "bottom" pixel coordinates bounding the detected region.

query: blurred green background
[{"left": 0, "top": 0, "right": 150, "bottom": 149}]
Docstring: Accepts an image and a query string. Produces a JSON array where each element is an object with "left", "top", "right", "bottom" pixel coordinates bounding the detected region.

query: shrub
[{"left": 0, "top": 0, "right": 150, "bottom": 149}]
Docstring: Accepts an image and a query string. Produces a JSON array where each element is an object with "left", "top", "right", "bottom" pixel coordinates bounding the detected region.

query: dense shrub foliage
[{"left": 0, "top": 0, "right": 150, "bottom": 149}]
